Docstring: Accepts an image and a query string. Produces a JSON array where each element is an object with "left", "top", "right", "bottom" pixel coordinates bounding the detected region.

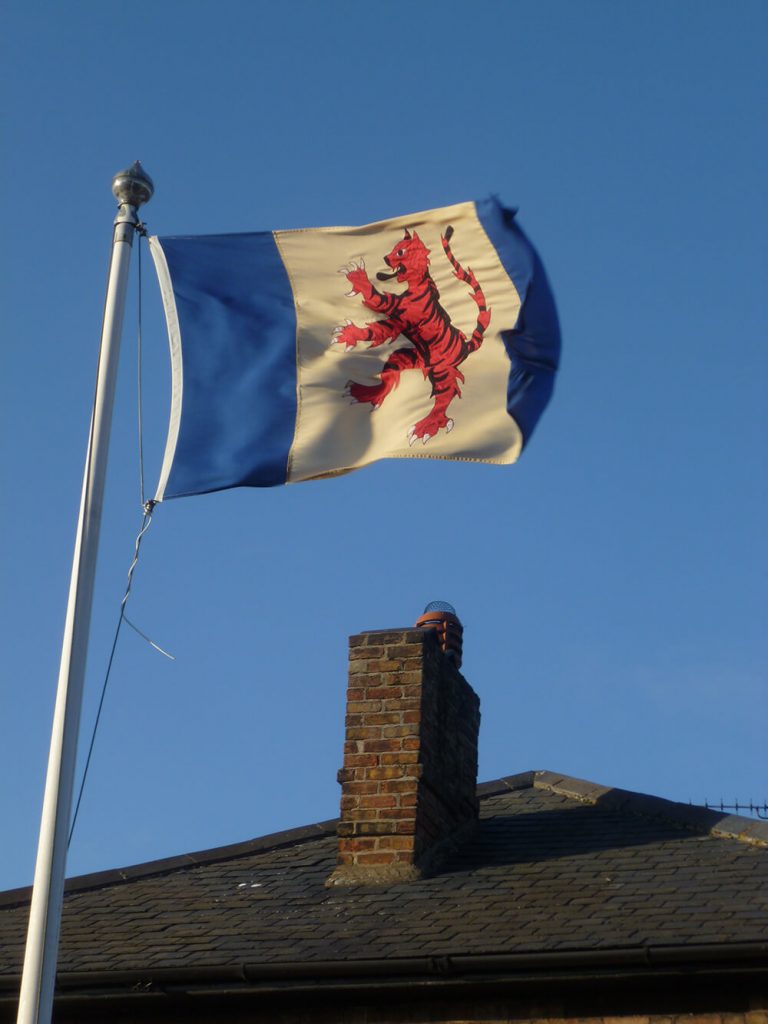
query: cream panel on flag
[{"left": 275, "top": 202, "right": 523, "bottom": 484}]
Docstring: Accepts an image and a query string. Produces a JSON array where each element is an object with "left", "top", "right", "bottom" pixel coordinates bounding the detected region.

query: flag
[{"left": 149, "top": 198, "right": 560, "bottom": 500}]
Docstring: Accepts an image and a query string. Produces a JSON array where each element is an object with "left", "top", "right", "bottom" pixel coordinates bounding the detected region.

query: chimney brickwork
[{"left": 327, "top": 627, "right": 480, "bottom": 886}]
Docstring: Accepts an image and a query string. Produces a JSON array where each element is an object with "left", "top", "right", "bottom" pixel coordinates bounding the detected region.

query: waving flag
[{"left": 149, "top": 198, "right": 560, "bottom": 500}]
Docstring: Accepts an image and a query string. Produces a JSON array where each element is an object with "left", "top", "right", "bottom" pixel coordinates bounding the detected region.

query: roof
[{"left": 1, "top": 771, "right": 767, "bottom": 997}]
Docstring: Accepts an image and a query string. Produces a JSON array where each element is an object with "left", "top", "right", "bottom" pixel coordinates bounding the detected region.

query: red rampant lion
[{"left": 331, "top": 226, "right": 491, "bottom": 445}]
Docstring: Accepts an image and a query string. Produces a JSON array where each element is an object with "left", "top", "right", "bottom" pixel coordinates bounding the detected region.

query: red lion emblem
[{"left": 331, "top": 226, "right": 491, "bottom": 445}]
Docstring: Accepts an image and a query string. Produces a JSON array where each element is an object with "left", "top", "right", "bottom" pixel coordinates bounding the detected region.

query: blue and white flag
[{"left": 149, "top": 198, "right": 560, "bottom": 500}]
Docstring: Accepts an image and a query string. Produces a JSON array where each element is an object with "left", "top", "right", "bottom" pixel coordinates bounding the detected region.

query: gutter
[{"left": 1, "top": 941, "right": 765, "bottom": 1005}]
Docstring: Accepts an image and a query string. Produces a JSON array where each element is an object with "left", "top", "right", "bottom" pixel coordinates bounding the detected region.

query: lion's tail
[{"left": 441, "top": 225, "right": 491, "bottom": 353}]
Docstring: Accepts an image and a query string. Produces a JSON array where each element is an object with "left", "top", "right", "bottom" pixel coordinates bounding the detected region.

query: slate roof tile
[{"left": 1, "top": 773, "right": 766, "bottom": 982}]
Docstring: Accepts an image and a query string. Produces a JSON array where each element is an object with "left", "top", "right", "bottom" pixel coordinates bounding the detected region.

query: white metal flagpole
[{"left": 16, "top": 162, "right": 154, "bottom": 1024}]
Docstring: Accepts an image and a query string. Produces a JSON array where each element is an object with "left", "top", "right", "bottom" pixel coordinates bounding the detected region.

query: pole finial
[{"left": 112, "top": 160, "right": 154, "bottom": 208}]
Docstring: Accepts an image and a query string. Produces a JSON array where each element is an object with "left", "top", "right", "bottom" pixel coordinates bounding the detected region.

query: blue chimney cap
[{"left": 423, "top": 600, "right": 456, "bottom": 615}]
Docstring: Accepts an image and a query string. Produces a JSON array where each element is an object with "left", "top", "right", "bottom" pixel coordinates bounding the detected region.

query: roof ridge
[
  {"left": 533, "top": 771, "right": 768, "bottom": 846},
  {"left": 475, "top": 771, "right": 537, "bottom": 797},
  {"left": 2, "top": 776, "right": 537, "bottom": 905},
  {"left": 3, "top": 769, "right": 765, "bottom": 906},
  {"left": 0, "top": 818, "right": 338, "bottom": 908}
]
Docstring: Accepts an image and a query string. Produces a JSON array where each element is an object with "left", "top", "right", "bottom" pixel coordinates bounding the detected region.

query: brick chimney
[{"left": 327, "top": 615, "right": 480, "bottom": 886}]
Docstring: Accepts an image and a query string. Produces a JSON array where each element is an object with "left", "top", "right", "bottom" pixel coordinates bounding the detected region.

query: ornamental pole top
[{"left": 112, "top": 160, "right": 154, "bottom": 208}]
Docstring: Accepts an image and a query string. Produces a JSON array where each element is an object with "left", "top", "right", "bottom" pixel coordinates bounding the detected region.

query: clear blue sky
[{"left": 1, "top": 0, "right": 765, "bottom": 892}]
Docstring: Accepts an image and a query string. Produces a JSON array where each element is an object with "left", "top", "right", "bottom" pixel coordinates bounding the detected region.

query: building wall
[{"left": 38, "top": 1006, "right": 768, "bottom": 1024}]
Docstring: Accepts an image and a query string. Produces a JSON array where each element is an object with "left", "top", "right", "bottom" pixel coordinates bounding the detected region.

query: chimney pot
[{"left": 415, "top": 600, "right": 463, "bottom": 668}]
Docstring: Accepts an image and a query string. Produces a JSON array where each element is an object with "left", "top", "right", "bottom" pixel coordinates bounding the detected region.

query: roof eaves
[{"left": 1, "top": 940, "right": 765, "bottom": 1006}]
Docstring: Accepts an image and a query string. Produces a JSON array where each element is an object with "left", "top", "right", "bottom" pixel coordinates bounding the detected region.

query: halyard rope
[{"left": 69, "top": 231, "right": 173, "bottom": 848}]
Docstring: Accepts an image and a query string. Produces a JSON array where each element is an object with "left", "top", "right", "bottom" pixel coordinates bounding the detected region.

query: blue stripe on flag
[
  {"left": 475, "top": 198, "right": 560, "bottom": 446},
  {"left": 158, "top": 232, "right": 297, "bottom": 497}
]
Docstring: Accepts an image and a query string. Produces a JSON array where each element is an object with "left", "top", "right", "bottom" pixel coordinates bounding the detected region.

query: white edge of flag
[{"left": 148, "top": 236, "right": 183, "bottom": 502}]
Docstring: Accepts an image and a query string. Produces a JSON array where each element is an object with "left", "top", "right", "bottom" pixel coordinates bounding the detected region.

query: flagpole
[{"left": 16, "top": 162, "right": 154, "bottom": 1024}]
